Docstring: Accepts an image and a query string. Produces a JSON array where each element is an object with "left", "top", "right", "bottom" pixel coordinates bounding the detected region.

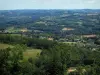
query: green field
[
  {"left": 23, "top": 49, "right": 42, "bottom": 61},
  {"left": 5, "top": 27, "right": 30, "bottom": 33},
  {"left": 0, "top": 43, "right": 42, "bottom": 61},
  {"left": 5, "top": 27, "right": 21, "bottom": 33},
  {"left": 0, "top": 43, "right": 13, "bottom": 49},
  {"left": 63, "top": 42, "right": 77, "bottom": 44}
]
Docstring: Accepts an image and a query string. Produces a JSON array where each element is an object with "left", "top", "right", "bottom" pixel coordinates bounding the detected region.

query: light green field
[
  {"left": 0, "top": 43, "right": 42, "bottom": 61},
  {"left": 5, "top": 27, "right": 20, "bottom": 33},
  {"left": 10, "top": 34, "right": 21, "bottom": 36},
  {"left": 63, "top": 42, "right": 77, "bottom": 44},
  {"left": 23, "top": 49, "right": 42, "bottom": 61},
  {"left": 0, "top": 43, "right": 13, "bottom": 49}
]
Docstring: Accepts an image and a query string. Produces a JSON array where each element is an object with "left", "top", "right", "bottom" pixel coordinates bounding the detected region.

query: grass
[
  {"left": 0, "top": 43, "right": 42, "bottom": 61},
  {"left": 5, "top": 27, "right": 30, "bottom": 33},
  {"left": 5, "top": 27, "right": 20, "bottom": 33},
  {"left": 0, "top": 43, "right": 13, "bottom": 49},
  {"left": 23, "top": 49, "right": 42, "bottom": 61},
  {"left": 63, "top": 42, "right": 77, "bottom": 44},
  {"left": 10, "top": 34, "right": 21, "bottom": 36}
]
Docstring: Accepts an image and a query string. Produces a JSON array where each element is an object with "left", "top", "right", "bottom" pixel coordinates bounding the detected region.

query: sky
[{"left": 0, "top": 0, "right": 100, "bottom": 10}]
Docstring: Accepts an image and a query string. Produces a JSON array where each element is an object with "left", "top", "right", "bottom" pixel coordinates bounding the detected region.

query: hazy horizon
[{"left": 0, "top": 0, "right": 100, "bottom": 10}]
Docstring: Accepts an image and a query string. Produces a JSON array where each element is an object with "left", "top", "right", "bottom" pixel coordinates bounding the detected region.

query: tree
[{"left": 0, "top": 49, "right": 10, "bottom": 75}]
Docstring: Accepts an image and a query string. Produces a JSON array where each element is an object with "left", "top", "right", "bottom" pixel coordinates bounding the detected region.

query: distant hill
[{"left": 0, "top": 9, "right": 100, "bottom": 35}]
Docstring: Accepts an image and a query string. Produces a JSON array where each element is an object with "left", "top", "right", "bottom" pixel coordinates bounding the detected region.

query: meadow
[
  {"left": 0, "top": 43, "right": 13, "bottom": 49},
  {"left": 23, "top": 48, "right": 42, "bottom": 61},
  {"left": 0, "top": 43, "right": 42, "bottom": 61}
]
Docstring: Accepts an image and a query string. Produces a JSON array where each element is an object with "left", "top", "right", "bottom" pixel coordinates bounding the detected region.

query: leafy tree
[{"left": 0, "top": 49, "right": 10, "bottom": 75}]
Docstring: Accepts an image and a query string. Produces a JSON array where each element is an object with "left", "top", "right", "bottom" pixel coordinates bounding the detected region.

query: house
[
  {"left": 48, "top": 38, "right": 53, "bottom": 41},
  {"left": 67, "top": 67, "right": 77, "bottom": 73}
]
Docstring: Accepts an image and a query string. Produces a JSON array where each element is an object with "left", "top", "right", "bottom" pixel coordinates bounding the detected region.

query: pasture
[
  {"left": 0, "top": 43, "right": 13, "bottom": 49},
  {"left": 0, "top": 43, "right": 42, "bottom": 61},
  {"left": 5, "top": 27, "right": 29, "bottom": 33},
  {"left": 63, "top": 42, "right": 77, "bottom": 44},
  {"left": 23, "top": 49, "right": 42, "bottom": 61}
]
